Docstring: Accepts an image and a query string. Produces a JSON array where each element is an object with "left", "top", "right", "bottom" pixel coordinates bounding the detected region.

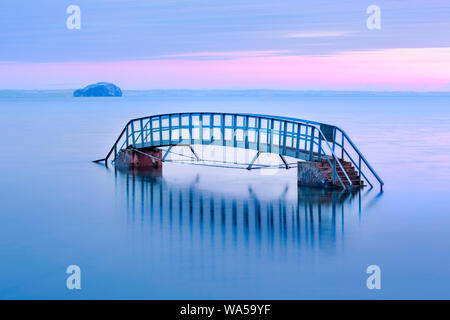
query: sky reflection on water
[{"left": 0, "top": 91, "right": 449, "bottom": 299}]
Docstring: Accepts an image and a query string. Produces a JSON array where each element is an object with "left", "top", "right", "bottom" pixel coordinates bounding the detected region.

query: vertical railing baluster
[
  {"left": 291, "top": 122, "right": 295, "bottom": 148},
  {"left": 244, "top": 116, "right": 249, "bottom": 149},
  {"left": 295, "top": 124, "right": 301, "bottom": 159},
  {"left": 332, "top": 127, "right": 336, "bottom": 152},
  {"left": 179, "top": 114, "right": 182, "bottom": 143},
  {"left": 139, "top": 119, "right": 144, "bottom": 145},
  {"left": 233, "top": 114, "right": 237, "bottom": 148},
  {"left": 305, "top": 126, "right": 309, "bottom": 151},
  {"left": 210, "top": 114, "right": 214, "bottom": 143},
  {"left": 256, "top": 117, "right": 261, "bottom": 151},
  {"left": 282, "top": 121, "right": 287, "bottom": 155},
  {"left": 333, "top": 156, "right": 336, "bottom": 185},
  {"left": 169, "top": 115, "right": 172, "bottom": 145},
  {"left": 199, "top": 113, "right": 203, "bottom": 144},
  {"left": 268, "top": 119, "right": 273, "bottom": 153},
  {"left": 341, "top": 133, "right": 344, "bottom": 160},
  {"left": 278, "top": 121, "right": 282, "bottom": 146},
  {"left": 221, "top": 114, "right": 225, "bottom": 146},
  {"left": 150, "top": 117, "right": 154, "bottom": 146},
  {"left": 318, "top": 134, "right": 322, "bottom": 161},
  {"left": 130, "top": 121, "right": 136, "bottom": 146},
  {"left": 159, "top": 116, "right": 163, "bottom": 144},
  {"left": 126, "top": 125, "right": 129, "bottom": 147},
  {"left": 309, "top": 127, "right": 315, "bottom": 161},
  {"left": 359, "top": 156, "right": 362, "bottom": 186},
  {"left": 189, "top": 114, "right": 194, "bottom": 144}
]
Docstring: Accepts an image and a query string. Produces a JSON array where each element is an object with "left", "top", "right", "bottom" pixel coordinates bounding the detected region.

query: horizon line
[{"left": 1, "top": 88, "right": 449, "bottom": 93}]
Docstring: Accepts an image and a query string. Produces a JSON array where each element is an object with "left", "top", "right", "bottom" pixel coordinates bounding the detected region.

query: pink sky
[{"left": 1, "top": 47, "right": 449, "bottom": 91}]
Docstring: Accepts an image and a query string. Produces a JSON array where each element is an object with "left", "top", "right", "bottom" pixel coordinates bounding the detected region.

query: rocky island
[{"left": 73, "top": 82, "right": 122, "bottom": 97}]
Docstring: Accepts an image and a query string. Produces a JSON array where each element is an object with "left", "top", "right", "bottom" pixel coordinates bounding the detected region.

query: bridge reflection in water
[{"left": 114, "top": 169, "right": 371, "bottom": 253}]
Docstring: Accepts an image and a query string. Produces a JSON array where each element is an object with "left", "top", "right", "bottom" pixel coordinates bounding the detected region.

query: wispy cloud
[
  {"left": 1, "top": 47, "right": 449, "bottom": 91},
  {"left": 281, "top": 31, "right": 353, "bottom": 38},
  {"left": 160, "top": 50, "right": 291, "bottom": 59}
]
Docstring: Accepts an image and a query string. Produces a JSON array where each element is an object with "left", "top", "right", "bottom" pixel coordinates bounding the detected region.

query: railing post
[
  {"left": 130, "top": 121, "right": 136, "bottom": 146},
  {"left": 341, "top": 134, "right": 344, "bottom": 160},
  {"left": 359, "top": 156, "right": 362, "bottom": 186},
  {"left": 159, "top": 116, "right": 163, "bottom": 144},
  {"left": 210, "top": 114, "right": 214, "bottom": 143},
  {"left": 309, "top": 127, "right": 315, "bottom": 161},
  {"left": 305, "top": 126, "right": 309, "bottom": 152},
  {"left": 282, "top": 121, "right": 287, "bottom": 156},
  {"left": 256, "top": 117, "right": 261, "bottom": 151},
  {"left": 150, "top": 117, "right": 154, "bottom": 145},
  {"left": 189, "top": 114, "right": 193, "bottom": 145},
  {"left": 233, "top": 114, "right": 237, "bottom": 148},
  {"left": 178, "top": 114, "right": 182, "bottom": 143},
  {"left": 268, "top": 119, "right": 273, "bottom": 153},
  {"left": 278, "top": 121, "right": 282, "bottom": 146},
  {"left": 209, "top": 113, "right": 214, "bottom": 143},
  {"left": 169, "top": 115, "right": 172, "bottom": 145},
  {"left": 333, "top": 156, "right": 337, "bottom": 185},
  {"left": 221, "top": 114, "right": 225, "bottom": 147},
  {"left": 318, "top": 134, "right": 322, "bottom": 161},
  {"left": 199, "top": 113, "right": 203, "bottom": 144},
  {"left": 244, "top": 116, "right": 249, "bottom": 149},
  {"left": 332, "top": 127, "right": 336, "bottom": 152},
  {"left": 139, "top": 119, "right": 144, "bottom": 145},
  {"left": 291, "top": 121, "right": 296, "bottom": 148},
  {"left": 295, "top": 124, "right": 300, "bottom": 159},
  {"left": 126, "top": 125, "right": 129, "bottom": 147}
]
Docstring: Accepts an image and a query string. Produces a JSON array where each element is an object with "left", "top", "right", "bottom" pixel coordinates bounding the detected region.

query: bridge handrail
[
  {"left": 97, "top": 119, "right": 131, "bottom": 164},
  {"left": 240, "top": 113, "right": 383, "bottom": 190},
  {"left": 98, "top": 112, "right": 321, "bottom": 164},
  {"left": 315, "top": 129, "right": 351, "bottom": 189},
  {"left": 332, "top": 126, "right": 384, "bottom": 191},
  {"left": 95, "top": 112, "right": 383, "bottom": 191}
]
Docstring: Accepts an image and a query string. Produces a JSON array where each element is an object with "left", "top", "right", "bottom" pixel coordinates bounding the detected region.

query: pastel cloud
[
  {"left": 160, "top": 50, "right": 291, "bottom": 59},
  {"left": 281, "top": 31, "right": 353, "bottom": 38},
  {"left": 1, "top": 47, "right": 449, "bottom": 91}
]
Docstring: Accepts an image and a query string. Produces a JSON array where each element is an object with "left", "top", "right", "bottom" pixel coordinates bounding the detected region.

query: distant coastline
[{"left": 0, "top": 89, "right": 449, "bottom": 99}]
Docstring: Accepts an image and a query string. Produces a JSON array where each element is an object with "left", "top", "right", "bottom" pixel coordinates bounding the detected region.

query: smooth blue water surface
[{"left": 0, "top": 90, "right": 449, "bottom": 299}]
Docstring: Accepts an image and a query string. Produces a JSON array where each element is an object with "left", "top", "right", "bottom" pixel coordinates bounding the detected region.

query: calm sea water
[{"left": 0, "top": 90, "right": 449, "bottom": 299}]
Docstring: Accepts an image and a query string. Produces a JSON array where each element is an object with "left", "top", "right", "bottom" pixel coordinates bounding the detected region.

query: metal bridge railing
[{"left": 94, "top": 112, "right": 383, "bottom": 191}]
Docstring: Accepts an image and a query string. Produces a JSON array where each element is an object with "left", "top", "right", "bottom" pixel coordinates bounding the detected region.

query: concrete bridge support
[
  {"left": 115, "top": 146, "right": 163, "bottom": 174},
  {"left": 297, "top": 160, "right": 363, "bottom": 189}
]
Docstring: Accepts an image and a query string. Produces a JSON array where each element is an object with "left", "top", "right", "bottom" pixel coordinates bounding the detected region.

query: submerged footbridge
[{"left": 94, "top": 112, "right": 383, "bottom": 191}]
